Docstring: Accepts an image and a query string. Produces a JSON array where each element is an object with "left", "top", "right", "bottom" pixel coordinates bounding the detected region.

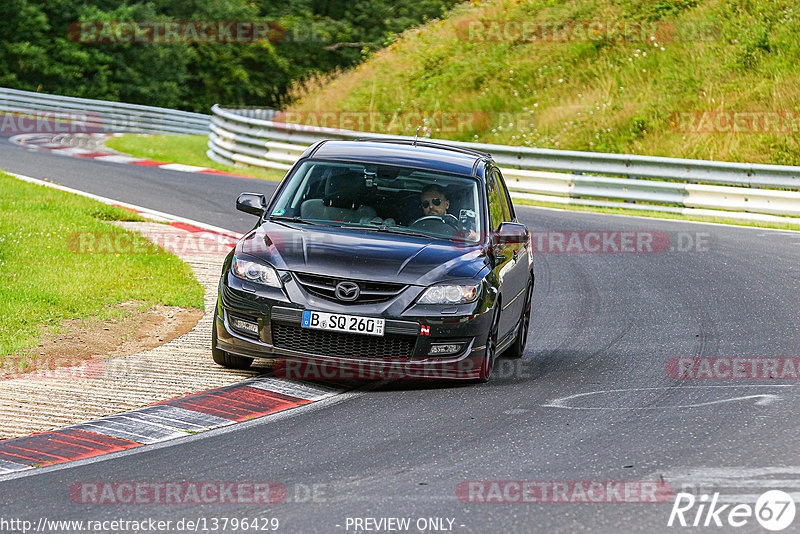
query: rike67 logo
[{"left": 668, "top": 490, "right": 796, "bottom": 531}]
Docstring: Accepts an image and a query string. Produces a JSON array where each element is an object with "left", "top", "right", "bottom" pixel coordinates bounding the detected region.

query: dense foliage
[{"left": 0, "top": 0, "right": 458, "bottom": 112}]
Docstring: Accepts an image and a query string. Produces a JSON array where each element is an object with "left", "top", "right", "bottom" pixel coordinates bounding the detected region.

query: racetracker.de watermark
[
  {"left": 457, "top": 481, "right": 674, "bottom": 503},
  {"left": 455, "top": 19, "right": 720, "bottom": 43},
  {"left": 1, "top": 355, "right": 103, "bottom": 381},
  {"left": 67, "top": 231, "right": 234, "bottom": 255},
  {"left": 668, "top": 357, "right": 800, "bottom": 379},
  {"left": 670, "top": 111, "right": 800, "bottom": 134},
  {"left": 70, "top": 482, "right": 287, "bottom": 504},
  {"left": 270, "top": 110, "right": 535, "bottom": 135},
  {"left": 272, "top": 358, "right": 536, "bottom": 381},
  {"left": 530, "top": 231, "right": 710, "bottom": 253},
  {"left": 69, "top": 21, "right": 286, "bottom": 44},
  {"left": 0, "top": 111, "right": 102, "bottom": 134}
]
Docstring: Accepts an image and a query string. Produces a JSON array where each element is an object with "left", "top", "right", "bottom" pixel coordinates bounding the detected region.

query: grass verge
[
  {"left": 287, "top": 0, "right": 800, "bottom": 166},
  {"left": 0, "top": 172, "right": 205, "bottom": 360},
  {"left": 105, "top": 134, "right": 286, "bottom": 181}
]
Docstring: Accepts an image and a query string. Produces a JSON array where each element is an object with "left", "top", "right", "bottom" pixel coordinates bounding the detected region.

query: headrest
[{"left": 324, "top": 171, "right": 365, "bottom": 209}]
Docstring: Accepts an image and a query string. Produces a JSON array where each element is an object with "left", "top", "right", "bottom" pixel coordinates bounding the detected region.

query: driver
[
  {"left": 418, "top": 184, "right": 477, "bottom": 240},
  {"left": 420, "top": 184, "right": 450, "bottom": 217}
]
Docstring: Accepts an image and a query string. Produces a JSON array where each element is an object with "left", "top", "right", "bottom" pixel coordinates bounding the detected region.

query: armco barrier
[
  {"left": 207, "top": 105, "right": 800, "bottom": 221},
  {"left": 0, "top": 87, "right": 209, "bottom": 135}
]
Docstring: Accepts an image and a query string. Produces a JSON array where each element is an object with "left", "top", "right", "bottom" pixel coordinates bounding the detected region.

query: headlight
[
  {"left": 231, "top": 255, "right": 281, "bottom": 287},
  {"left": 417, "top": 284, "right": 479, "bottom": 305}
]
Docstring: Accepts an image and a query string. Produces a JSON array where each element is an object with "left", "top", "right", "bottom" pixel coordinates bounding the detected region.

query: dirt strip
[{"left": 0, "top": 222, "right": 264, "bottom": 440}]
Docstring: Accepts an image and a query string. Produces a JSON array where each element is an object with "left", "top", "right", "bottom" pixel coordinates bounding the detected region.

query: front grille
[
  {"left": 271, "top": 322, "right": 416, "bottom": 359},
  {"left": 294, "top": 273, "right": 405, "bottom": 304}
]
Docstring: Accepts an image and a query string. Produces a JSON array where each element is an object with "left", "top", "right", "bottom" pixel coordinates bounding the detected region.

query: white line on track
[{"left": 542, "top": 384, "right": 797, "bottom": 410}]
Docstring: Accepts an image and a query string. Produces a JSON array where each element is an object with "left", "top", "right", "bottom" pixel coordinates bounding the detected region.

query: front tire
[
  {"left": 212, "top": 305, "right": 253, "bottom": 370},
  {"left": 476, "top": 307, "right": 500, "bottom": 383},
  {"left": 505, "top": 279, "right": 533, "bottom": 359}
]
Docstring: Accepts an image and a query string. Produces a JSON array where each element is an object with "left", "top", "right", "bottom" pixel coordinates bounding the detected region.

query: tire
[
  {"left": 211, "top": 306, "right": 253, "bottom": 370},
  {"left": 504, "top": 279, "right": 533, "bottom": 359},
  {"left": 476, "top": 307, "right": 500, "bottom": 383}
]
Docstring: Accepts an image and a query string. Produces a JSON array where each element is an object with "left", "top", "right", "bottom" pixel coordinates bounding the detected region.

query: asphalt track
[{"left": 2, "top": 134, "right": 800, "bottom": 533}]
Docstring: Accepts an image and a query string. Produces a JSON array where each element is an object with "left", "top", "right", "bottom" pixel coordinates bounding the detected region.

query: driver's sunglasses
[{"left": 420, "top": 198, "right": 443, "bottom": 209}]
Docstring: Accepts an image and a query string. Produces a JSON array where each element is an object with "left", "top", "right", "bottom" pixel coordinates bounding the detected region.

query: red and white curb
[
  {"left": 0, "top": 377, "right": 341, "bottom": 475},
  {"left": 9, "top": 133, "right": 255, "bottom": 178},
  {"left": 0, "top": 172, "right": 351, "bottom": 475}
]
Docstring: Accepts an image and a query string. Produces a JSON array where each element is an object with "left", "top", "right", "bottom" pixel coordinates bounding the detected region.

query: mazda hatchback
[{"left": 212, "top": 139, "right": 533, "bottom": 381}]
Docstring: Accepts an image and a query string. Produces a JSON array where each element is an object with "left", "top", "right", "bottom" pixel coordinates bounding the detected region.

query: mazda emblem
[{"left": 335, "top": 281, "right": 360, "bottom": 301}]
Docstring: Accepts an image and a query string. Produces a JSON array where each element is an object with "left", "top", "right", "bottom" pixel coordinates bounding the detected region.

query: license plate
[{"left": 301, "top": 311, "right": 385, "bottom": 337}]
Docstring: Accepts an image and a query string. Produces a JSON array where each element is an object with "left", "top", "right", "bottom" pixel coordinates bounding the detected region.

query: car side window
[
  {"left": 494, "top": 169, "right": 514, "bottom": 222},
  {"left": 486, "top": 169, "right": 504, "bottom": 231}
]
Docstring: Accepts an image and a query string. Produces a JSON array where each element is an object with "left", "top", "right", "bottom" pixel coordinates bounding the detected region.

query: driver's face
[{"left": 420, "top": 191, "right": 449, "bottom": 216}]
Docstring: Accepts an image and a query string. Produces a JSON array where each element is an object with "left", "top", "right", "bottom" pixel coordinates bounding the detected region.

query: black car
[{"left": 212, "top": 139, "right": 533, "bottom": 382}]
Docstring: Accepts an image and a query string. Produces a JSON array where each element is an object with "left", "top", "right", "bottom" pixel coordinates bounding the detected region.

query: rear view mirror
[{"left": 236, "top": 192, "right": 267, "bottom": 216}]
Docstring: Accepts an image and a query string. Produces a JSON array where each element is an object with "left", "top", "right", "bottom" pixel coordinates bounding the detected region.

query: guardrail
[
  {"left": 0, "top": 87, "right": 209, "bottom": 135},
  {"left": 206, "top": 104, "right": 799, "bottom": 221}
]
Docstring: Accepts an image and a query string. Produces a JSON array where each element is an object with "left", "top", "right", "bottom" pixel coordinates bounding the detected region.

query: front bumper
[{"left": 215, "top": 271, "right": 494, "bottom": 380}]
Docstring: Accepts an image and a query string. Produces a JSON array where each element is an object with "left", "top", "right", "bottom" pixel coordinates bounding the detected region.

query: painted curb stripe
[
  {"left": 0, "top": 459, "right": 33, "bottom": 474},
  {"left": 126, "top": 405, "right": 231, "bottom": 432},
  {"left": 0, "top": 444, "right": 68, "bottom": 463},
  {"left": 50, "top": 147, "right": 91, "bottom": 156},
  {"left": 158, "top": 163, "right": 209, "bottom": 172},
  {"left": 198, "top": 169, "right": 255, "bottom": 178},
  {"left": 73, "top": 151, "right": 112, "bottom": 159},
  {"left": 105, "top": 205, "right": 238, "bottom": 248},
  {"left": 76, "top": 418, "right": 188, "bottom": 444},
  {"left": 0, "top": 378, "right": 328, "bottom": 475},
  {"left": 92, "top": 155, "right": 143, "bottom": 164},
  {"left": 245, "top": 377, "right": 341, "bottom": 401},
  {"left": 167, "top": 221, "right": 238, "bottom": 247},
  {"left": 0, "top": 451, "right": 43, "bottom": 467},
  {"left": 11, "top": 436, "right": 97, "bottom": 458},
  {"left": 130, "top": 159, "right": 166, "bottom": 167},
  {"left": 53, "top": 429, "right": 142, "bottom": 449},
  {"left": 9, "top": 133, "right": 259, "bottom": 178},
  {"left": 161, "top": 386, "right": 308, "bottom": 422}
]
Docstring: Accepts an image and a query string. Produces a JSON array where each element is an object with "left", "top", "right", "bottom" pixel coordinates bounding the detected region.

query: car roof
[{"left": 305, "top": 139, "right": 491, "bottom": 177}]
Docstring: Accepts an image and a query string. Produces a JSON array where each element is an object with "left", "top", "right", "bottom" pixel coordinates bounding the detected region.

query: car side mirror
[
  {"left": 489, "top": 222, "right": 528, "bottom": 263},
  {"left": 495, "top": 222, "right": 528, "bottom": 244},
  {"left": 236, "top": 192, "right": 267, "bottom": 216}
]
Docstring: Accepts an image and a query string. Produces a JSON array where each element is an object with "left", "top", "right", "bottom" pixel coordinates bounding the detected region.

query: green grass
[
  {"left": 514, "top": 198, "right": 800, "bottom": 231},
  {"left": 105, "top": 134, "right": 286, "bottom": 181},
  {"left": 278, "top": 0, "right": 800, "bottom": 232},
  {"left": 287, "top": 0, "right": 800, "bottom": 166},
  {"left": 0, "top": 172, "right": 205, "bottom": 360}
]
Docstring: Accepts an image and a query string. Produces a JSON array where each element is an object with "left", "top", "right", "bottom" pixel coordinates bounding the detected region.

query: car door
[
  {"left": 494, "top": 168, "right": 530, "bottom": 335},
  {"left": 486, "top": 168, "right": 518, "bottom": 341}
]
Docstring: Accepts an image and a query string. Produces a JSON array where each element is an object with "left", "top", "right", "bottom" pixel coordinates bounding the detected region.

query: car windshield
[{"left": 269, "top": 160, "right": 483, "bottom": 242}]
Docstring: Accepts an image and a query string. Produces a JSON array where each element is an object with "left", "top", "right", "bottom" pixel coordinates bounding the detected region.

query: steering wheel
[{"left": 409, "top": 214, "right": 461, "bottom": 233}]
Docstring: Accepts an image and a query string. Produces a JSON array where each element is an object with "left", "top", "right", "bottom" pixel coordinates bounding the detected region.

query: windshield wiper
[
  {"left": 268, "top": 216, "right": 329, "bottom": 227},
  {"left": 339, "top": 225, "right": 434, "bottom": 239}
]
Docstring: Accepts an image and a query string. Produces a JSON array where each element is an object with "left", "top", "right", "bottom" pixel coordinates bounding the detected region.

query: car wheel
[
  {"left": 476, "top": 307, "right": 499, "bottom": 383},
  {"left": 504, "top": 279, "right": 533, "bottom": 359},
  {"left": 212, "top": 306, "right": 253, "bottom": 370}
]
